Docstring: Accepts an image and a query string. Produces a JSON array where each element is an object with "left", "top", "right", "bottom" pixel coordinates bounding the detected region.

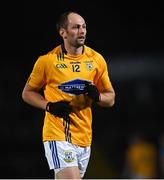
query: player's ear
[{"left": 59, "top": 28, "right": 67, "bottom": 39}]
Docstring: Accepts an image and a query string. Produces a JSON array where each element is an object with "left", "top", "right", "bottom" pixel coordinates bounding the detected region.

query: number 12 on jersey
[{"left": 72, "top": 65, "right": 80, "bottom": 72}]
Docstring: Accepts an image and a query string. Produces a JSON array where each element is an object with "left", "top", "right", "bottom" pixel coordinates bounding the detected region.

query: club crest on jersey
[
  {"left": 58, "top": 79, "right": 91, "bottom": 95},
  {"left": 63, "top": 151, "right": 75, "bottom": 163},
  {"left": 84, "top": 61, "right": 93, "bottom": 71}
]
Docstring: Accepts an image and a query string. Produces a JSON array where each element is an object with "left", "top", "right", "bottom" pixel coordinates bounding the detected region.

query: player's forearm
[
  {"left": 98, "top": 91, "right": 115, "bottom": 107},
  {"left": 22, "top": 90, "right": 48, "bottom": 110}
]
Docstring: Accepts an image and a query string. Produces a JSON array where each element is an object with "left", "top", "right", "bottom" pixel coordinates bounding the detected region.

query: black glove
[
  {"left": 46, "top": 101, "right": 72, "bottom": 118},
  {"left": 84, "top": 83, "right": 100, "bottom": 102}
]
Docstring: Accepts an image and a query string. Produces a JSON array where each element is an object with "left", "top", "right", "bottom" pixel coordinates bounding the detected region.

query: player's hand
[
  {"left": 46, "top": 101, "right": 72, "bottom": 118},
  {"left": 84, "top": 82, "right": 100, "bottom": 102}
]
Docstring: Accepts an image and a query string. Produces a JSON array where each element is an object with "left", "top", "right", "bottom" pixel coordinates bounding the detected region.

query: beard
[{"left": 69, "top": 36, "right": 86, "bottom": 48}]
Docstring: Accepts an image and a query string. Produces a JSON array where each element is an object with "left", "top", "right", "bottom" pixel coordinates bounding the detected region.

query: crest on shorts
[{"left": 64, "top": 151, "right": 75, "bottom": 163}]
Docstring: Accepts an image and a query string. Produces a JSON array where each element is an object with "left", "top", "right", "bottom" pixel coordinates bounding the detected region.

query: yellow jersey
[{"left": 28, "top": 44, "right": 113, "bottom": 147}]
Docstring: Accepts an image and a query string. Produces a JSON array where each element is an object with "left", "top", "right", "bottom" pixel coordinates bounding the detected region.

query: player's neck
[{"left": 63, "top": 43, "right": 84, "bottom": 56}]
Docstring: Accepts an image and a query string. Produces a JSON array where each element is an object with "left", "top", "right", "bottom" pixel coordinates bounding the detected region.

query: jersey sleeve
[
  {"left": 27, "top": 55, "right": 47, "bottom": 88},
  {"left": 95, "top": 55, "right": 113, "bottom": 92}
]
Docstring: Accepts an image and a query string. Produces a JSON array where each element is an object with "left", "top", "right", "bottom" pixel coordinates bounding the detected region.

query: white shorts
[{"left": 43, "top": 140, "right": 91, "bottom": 178}]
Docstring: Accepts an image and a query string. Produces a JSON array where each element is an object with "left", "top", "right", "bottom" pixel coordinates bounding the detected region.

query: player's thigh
[
  {"left": 44, "top": 141, "right": 81, "bottom": 178},
  {"left": 56, "top": 166, "right": 81, "bottom": 179},
  {"left": 78, "top": 146, "right": 91, "bottom": 178}
]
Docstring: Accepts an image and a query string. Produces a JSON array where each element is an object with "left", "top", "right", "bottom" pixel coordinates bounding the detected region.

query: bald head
[{"left": 56, "top": 11, "right": 85, "bottom": 32}]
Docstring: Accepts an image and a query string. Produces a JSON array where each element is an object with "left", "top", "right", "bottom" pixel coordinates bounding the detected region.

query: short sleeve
[
  {"left": 27, "top": 56, "right": 47, "bottom": 88},
  {"left": 95, "top": 56, "right": 112, "bottom": 92}
]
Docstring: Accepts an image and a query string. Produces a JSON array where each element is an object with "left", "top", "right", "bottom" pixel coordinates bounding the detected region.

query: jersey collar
[{"left": 61, "top": 44, "right": 84, "bottom": 55}]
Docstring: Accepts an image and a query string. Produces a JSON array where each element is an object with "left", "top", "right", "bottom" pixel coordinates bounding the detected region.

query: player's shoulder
[
  {"left": 47, "top": 45, "right": 61, "bottom": 56},
  {"left": 35, "top": 45, "right": 61, "bottom": 63},
  {"left": 84, "top": 45, "right": 104, "bottom": 59},
  {"left": 84, "top": 45, "right": 107, "bottom": 66}
]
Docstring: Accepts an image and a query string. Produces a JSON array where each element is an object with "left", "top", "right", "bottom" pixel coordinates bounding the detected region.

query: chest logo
[{"left": 58, "top": 79, "right": 91, "bottom": 95}]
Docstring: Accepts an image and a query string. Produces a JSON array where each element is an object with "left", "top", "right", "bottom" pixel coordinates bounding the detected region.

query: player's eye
[
  {"left": 82, "top": 24, "right": 86, "bottom": 29},
  {"left": 74, "top": 25, "right": 80, "bottom": 29}
]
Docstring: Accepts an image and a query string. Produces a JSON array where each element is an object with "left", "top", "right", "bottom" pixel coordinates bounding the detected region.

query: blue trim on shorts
[
  {"left": 53, "top": 141, "right": 60, "bottom": 168},
  {"left": 49, "top": 141, "right": 60, "bottom": 169}
]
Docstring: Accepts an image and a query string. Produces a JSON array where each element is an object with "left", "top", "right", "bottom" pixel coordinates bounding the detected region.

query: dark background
[{"left": 1, "top": 0, "right": 164, "bottom": 178}]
